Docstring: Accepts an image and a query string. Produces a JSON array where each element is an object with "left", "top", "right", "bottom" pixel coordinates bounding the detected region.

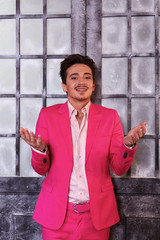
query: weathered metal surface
[
  {"left": 0, "top": 177, "right": 159, "bottom": 239},
  {"left": 71, "top": 0, "right": 86, "bottom": 55}
]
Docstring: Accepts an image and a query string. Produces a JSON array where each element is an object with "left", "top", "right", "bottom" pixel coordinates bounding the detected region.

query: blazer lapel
[
  {"left": 58, "top": 102, "right": 73, "bottom": 159},
  {"left": 85, "top": 103, "right": 101, "bottom": 164}
]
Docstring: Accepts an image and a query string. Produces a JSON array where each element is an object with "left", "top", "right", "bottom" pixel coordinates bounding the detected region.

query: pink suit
[{"left": 31, "top": 101, "right": 136, "bottom": 230}]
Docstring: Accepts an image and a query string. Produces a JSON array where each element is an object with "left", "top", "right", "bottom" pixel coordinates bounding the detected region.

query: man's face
[{"left": 62, "top": 63, "right": 95, "bottom": 106}]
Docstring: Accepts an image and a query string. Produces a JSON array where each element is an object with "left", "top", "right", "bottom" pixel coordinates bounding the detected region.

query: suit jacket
[{"left": 31, "top": 101, "right": 137, "bottom": 230}]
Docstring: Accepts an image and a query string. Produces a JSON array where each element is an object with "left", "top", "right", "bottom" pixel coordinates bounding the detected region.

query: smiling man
[
  {"left": 20, "top": 54, "right": 146, "bottom": 240},
  {"left": 62, "top": 63, "right": 95, "bottom": 126}
]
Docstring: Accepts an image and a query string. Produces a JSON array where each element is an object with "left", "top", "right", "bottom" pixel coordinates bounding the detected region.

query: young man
[{"left": 20, "top": 54, "right": 146, "bottom": 240}]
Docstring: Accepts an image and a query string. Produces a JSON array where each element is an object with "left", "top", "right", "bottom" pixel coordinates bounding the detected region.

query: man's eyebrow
[
  {"left": 69, "top": 72, "right": 92, "bottom": 78},
  {"left": 84, "top": 73, "right": 92, "bottom": 75},
  {"left": 69, "top": 73, "right": 79, "bottom": 77}
]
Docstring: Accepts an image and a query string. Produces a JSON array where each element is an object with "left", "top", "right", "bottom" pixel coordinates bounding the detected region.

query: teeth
[
  {"left": 76, "top": 89, "right": 87, "bottom": 92},
  {"left": 76, "top": 86, "right": 87, "bottom": 91}
]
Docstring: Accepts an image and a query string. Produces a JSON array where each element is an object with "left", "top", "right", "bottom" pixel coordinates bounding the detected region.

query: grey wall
[{"left": 0, "top": 177, "right": 159, "bottom": 240}]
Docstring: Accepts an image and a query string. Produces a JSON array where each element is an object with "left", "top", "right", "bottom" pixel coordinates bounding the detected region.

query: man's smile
[{"left": 75, "top": 85, "right": 88, "bottom": 92}]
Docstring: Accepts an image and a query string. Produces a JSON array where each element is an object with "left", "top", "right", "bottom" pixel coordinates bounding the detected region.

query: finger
[
  {"left": 36, "top": 135, "right": 43, "bottom": 147},
  {"left": 20, "top": 127, "right": 24, "bottom": 133},
  {"left": 140, "top": 122, "right": 147, "bottom": 132},
  {"left": 19, "top": 127, "right": 25, "bottom": 139},
  {"left": 24, "top": 129, "right": 31, "bottom": 141},
  {"left": 20, "top": 128, "right": 31, "bottom": 142},
  {"left": 136, "top": 122, "right": 146, "bottom": 129},
  {"left": 133, "top": 122, "right": 146, "bottom": 136},
  {"left": 134, "top": 126, "right": 146, "bottom": 140},
  {"left": 137, "top": 128, "right": 144, "bottom": 138},
  {"left": 30, "top": 131, "right": 36, "bottom": 144},
  {"left": 142, "top": 125, "right": 146, "bottom": 135},
  {"left": 139, "top": 131, "right": 144, "bottom": 138},
  {"left": 139, "top": 125, "right": 146, "bottom": 136},
  {"left": 37, "top": 135, "right": 46, "bottom": 151}
]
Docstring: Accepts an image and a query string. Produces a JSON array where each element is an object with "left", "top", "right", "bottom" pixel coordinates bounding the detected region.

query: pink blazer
[{"left": 31, "top": 101, "right": 136, "bottom": 230}]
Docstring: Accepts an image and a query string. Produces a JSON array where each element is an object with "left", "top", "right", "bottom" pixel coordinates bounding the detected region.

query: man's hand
[
  {"left": 123, "top": 121, "right": 147, "bottom": 148},
  {"left": 20, "top": 127, "right": 46, "bottom": 152}
]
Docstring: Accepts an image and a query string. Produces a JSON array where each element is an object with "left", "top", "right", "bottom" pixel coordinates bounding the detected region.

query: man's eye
[{"left": 71, "top": 77, "right": 77, "bottom": 80}]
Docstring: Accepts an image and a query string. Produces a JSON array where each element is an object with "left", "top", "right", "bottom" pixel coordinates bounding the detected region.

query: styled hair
[{"left": 59, "top": 54, "right": 97, "bottom": 84}]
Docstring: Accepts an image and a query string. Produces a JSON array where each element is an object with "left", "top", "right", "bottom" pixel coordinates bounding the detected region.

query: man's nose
[{"left": 79, "top": 77, "right": 85, "bottom": 83}]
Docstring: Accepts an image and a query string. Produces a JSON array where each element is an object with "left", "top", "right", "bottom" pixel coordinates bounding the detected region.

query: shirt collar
[{"left": 68, "top": 101, "right": 91, "bottom": 119}]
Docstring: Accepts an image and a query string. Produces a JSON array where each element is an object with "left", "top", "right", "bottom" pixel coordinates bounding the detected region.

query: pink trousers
[{"left": 42, "top": 203, "right": 110, "bottom": 240}]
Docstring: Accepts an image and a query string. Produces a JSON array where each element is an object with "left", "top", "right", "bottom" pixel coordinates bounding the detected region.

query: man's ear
[
  {"left": 61, "top": 83, "right": 67, "bottom": 93},
  {"left": 93, "top": 83, "right": 95, "bottom": 92}
]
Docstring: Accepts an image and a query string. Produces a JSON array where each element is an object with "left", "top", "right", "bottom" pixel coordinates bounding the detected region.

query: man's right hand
[{"left": 20, "top": 127, "right": 47, "bottom": 152}]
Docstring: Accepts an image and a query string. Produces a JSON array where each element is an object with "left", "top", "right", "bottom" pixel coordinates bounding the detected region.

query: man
[{"left": 20, "top": 54, "right": 146, "bottom": 240}]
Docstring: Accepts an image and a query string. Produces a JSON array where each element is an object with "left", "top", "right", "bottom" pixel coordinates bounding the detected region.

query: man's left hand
[{"left": 123, "top": 121, "right": 147, "bottom": 148}]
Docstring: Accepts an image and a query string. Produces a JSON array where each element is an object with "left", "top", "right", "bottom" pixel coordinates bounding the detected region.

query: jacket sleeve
[
  {"left": 31, "top": 108, "right": 51, "bottom": 175},
  {"left": 109, "top": 110, "right": 137, "bottom": 176}
]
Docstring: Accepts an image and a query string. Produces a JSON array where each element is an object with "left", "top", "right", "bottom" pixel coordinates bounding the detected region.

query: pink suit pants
[{"left": 42, "top": 202, "right": 110, "bottom": 240}]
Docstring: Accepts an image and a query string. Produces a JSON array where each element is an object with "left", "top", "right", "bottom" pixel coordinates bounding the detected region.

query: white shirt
[{"left": 68, "top": 101, "right": 90, "bottom": 203}]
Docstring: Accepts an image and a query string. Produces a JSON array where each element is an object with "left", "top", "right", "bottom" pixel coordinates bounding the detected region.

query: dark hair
[{"left": 59, "top": 54, "right": 97, "bottom": 84}]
